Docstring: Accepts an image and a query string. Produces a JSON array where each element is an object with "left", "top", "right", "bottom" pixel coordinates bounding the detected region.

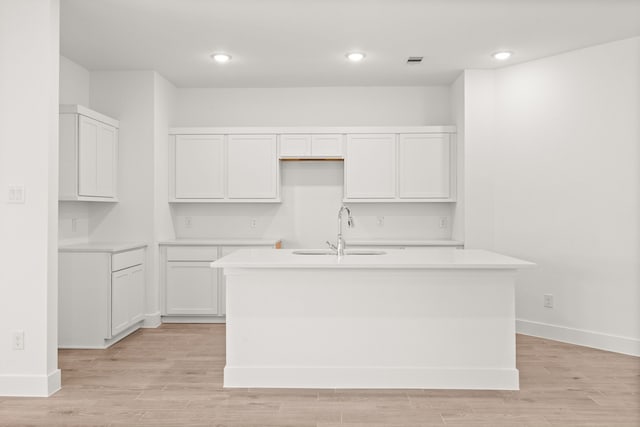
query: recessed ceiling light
[
  {"left": 211, "top": 53, "right": 231, "bottom": 63},
  {"left": 346, "top": 52, "right": 366, "bottom": 62},
  {"left": 492, "top": 51, "right": 512, "bottom": 60}
]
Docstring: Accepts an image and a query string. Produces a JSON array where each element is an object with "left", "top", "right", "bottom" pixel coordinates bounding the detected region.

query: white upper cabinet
[
  {"left": 344, "top": 132, "right": 454, "bottom": 202},
  {"left": 170, "top": 133, "right": 279, "bottom": 202},
  {"left": 279, "top": 134, "right": 311, "bottom": 157},
  {"left": 344, "top": 134, "right": 397, "bottom": 199},
  {"left": 398, "top": 134, "right": 451, "bottom": 199},
  {"left": 279, "top": 134, "right": 343, "bottom": 158},
  {"left": 59, "top": 105, "right": 119, "bottom": 201},
  {"left": 169, "top": 127, "right": 454, "bottom": 204},
  {"left": 174, "top": 135, "right": 225, "bottom": 199},
  {"left": 311, "top": 134, "right": 343, "bottom": 157},
  {"left": 227, "top": 135, "right": 278, "bottom": 199}
]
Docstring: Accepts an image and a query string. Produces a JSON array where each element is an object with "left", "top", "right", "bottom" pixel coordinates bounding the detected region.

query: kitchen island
[{"left": 212, "top": 248, "right": 534, "bottom": 390}]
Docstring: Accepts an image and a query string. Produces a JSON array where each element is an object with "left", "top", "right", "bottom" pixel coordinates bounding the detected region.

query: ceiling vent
[{"left": 406, "top": 56, "right": 423, "bottom": 64}]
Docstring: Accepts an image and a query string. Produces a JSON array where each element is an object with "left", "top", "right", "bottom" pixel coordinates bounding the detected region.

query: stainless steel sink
[{"left": 292, "top": 249, "right": 386, "bottom": 256}]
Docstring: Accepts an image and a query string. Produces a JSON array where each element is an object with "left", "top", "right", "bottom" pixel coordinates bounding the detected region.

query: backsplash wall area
[
  {"left": 173, "top": 161, "right": 453, "bottom": 248},
  {"left": 58, "top": 202, "right": 90, "bottom": 244}
]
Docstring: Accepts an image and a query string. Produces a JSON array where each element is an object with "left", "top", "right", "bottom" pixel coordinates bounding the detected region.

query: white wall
[
  {"left": 464, "top": 38, "right": 640, "bottom": 355},
  {"left": 58, "top": 56, "right": 91, "bottom": 244},
  {"left": 0, "top": 0, "right": 61, "bottom": 396},
  {"left": 449, "top": 73, "right": 465, "bottom": 242},
  {"left": 496, "top": 37, "right": 640, "bottom": 355},
  {"left": 173, "top": 86, "right": 455, "bottom": 246},
  {"left": 89, "top": 71, "right": 159, "bottom": 323},
  {"left": 89, "top": 71, "right": 156, "bottom": 243},
  {"left": 462, "top": 70, "right": 497, "bottom": 250},
  {"left": 174, "top": 86, "right": 451, "bottom": 127},
  {"left": 151, "top": 73, "right": 177, "bottom": 323},
  {"left": 59, "top": 55, "right": 90, "bottom": 106},
  {"left": 173, "top": 161, "right": 453, "bottom": 248}
]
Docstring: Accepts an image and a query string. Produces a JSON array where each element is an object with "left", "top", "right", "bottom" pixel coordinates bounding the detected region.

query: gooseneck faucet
[{"left": 326, "top": 205, "right": 354, "bottom": 256}]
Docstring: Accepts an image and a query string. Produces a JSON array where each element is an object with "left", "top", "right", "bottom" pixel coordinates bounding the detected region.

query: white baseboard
[
  {"left": 0, "top": 369, "right": 61, "bottom": 397},
  {"left": 161, "top": 315, "right": 226, "bottom": 324},
  {"left": 516, "top": 319, "right": 640, "bottom": 357},
  {"left": 143, "top": 311, "right": 161, "bottom": 328},
  {"left": 224, "top": 366, "right": 519, "bottom": 390}
]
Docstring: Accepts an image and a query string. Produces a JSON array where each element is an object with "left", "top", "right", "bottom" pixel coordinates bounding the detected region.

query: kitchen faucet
[{"left": 326, "top": 205, "right": 354, "bottom": 256}]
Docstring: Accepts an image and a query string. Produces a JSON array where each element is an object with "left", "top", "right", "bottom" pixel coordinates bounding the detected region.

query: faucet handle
[{"left": 326, "top": 240, "right": 337, "bottom": 251}]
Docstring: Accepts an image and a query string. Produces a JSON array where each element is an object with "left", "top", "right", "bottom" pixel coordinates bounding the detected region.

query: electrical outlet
[
  {"left": 250, "top": 218, "right": 257, "bottom": 228},
  {"left": 184, "top": 217, "right": 192, "bottom": 228},
  {"left": 439, "top": 217, "right": 448, "bottom": 229},
  {"left": 376, "top": 216, "right": 384, "bottom": 227},
  {"left": 544, "top": 294, "right": 554, "bottom": 308},
  {"left": 13, "top": 331, "right": 24, "bottom": 350}
]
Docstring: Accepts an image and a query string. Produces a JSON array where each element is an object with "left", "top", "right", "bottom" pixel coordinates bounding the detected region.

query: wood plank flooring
[{"left": 0, "top": 324, "right": 638, "bottom": 426}]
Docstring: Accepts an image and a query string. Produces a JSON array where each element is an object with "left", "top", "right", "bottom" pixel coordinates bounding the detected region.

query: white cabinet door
[
  {"left": 95, "top": 123, "right": 117, "bottom": 197},
  {"left": 399, "top": 134, "right": 451, "bottom": 199},
  {"left": 166, "top": 261, "right": 219, "bottom": 315},
  {"left": 111, "top": 268, "right": 132, "bottom": 336},
  {"left": 227, "top": 135, "right": 277, "bottom": 199},
  {"left": 311, "top": 134, "right": 343, "bottom": 157},
  {"left": 129, "top": 265, "right": 145, "bottom": 324},
  {"left": 78, "top": 116, "right": 116, "bottom": 198},
  {"left": 279, "top": 134, "right": 311, "bottom": 157},
  {"left": 279, "top": 134, "right": 343, "bottom": 158},
  {"left": 175, "top": 135, "right": 225, "bottom": 199},
  {"left": 111, "top": 264, "right": 145, "bottom": 336},
  {"left": 345, "top": 134, "right": 396, "bottom": 199}
]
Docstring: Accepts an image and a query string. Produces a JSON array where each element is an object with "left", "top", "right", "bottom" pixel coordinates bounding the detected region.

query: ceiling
[{"left": 60, "top": 0, "right": 640, "bottom": 88}]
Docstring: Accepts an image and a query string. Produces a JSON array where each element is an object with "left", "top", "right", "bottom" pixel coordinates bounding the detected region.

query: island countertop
[{"left": 212, "top": 248, "right": 535, "bottom": 270}]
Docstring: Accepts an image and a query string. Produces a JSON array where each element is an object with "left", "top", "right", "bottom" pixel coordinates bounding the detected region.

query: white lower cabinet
[
  {"left": 161, "top": 241, "right": 281, "bottom": 322},
  {"left": 166, "top": 261, "right": 219, "bottom": 315},
  {"left": 111, "top": 264, "right": 145, "bottom": 336},
  {"left": 58, "top": 245, "right": 147, "bottom": 349}
]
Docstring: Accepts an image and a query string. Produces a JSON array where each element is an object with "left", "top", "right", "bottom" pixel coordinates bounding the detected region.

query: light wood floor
[{"left": 0, "top": 324, "right": 638, "bottom": 426}]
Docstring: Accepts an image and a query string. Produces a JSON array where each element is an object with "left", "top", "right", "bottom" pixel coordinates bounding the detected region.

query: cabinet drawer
[
  {"left": 166, "top": 246, "right": 218, "bottom": 261},
  {"left": 112, "top": 248, "right": 145, "bottom": 272}
]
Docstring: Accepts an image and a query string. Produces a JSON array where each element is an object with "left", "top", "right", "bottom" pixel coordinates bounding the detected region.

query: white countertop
[
  {"left": 159, "top": 238, "right": 281, "bottom": 246},
  {"left": 346, "top": 239, "right": 464, "bottom": 246},
  {"left": 212, "top": 248, "right": 535, "bottom": 270},
  {"left": 59, "top": 242, "right": 147, "bottom": 253}
]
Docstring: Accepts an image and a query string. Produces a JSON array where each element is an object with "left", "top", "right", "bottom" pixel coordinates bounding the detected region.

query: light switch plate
[{"left": 7, "top": 185, "right": 25, "bottom": 203}]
